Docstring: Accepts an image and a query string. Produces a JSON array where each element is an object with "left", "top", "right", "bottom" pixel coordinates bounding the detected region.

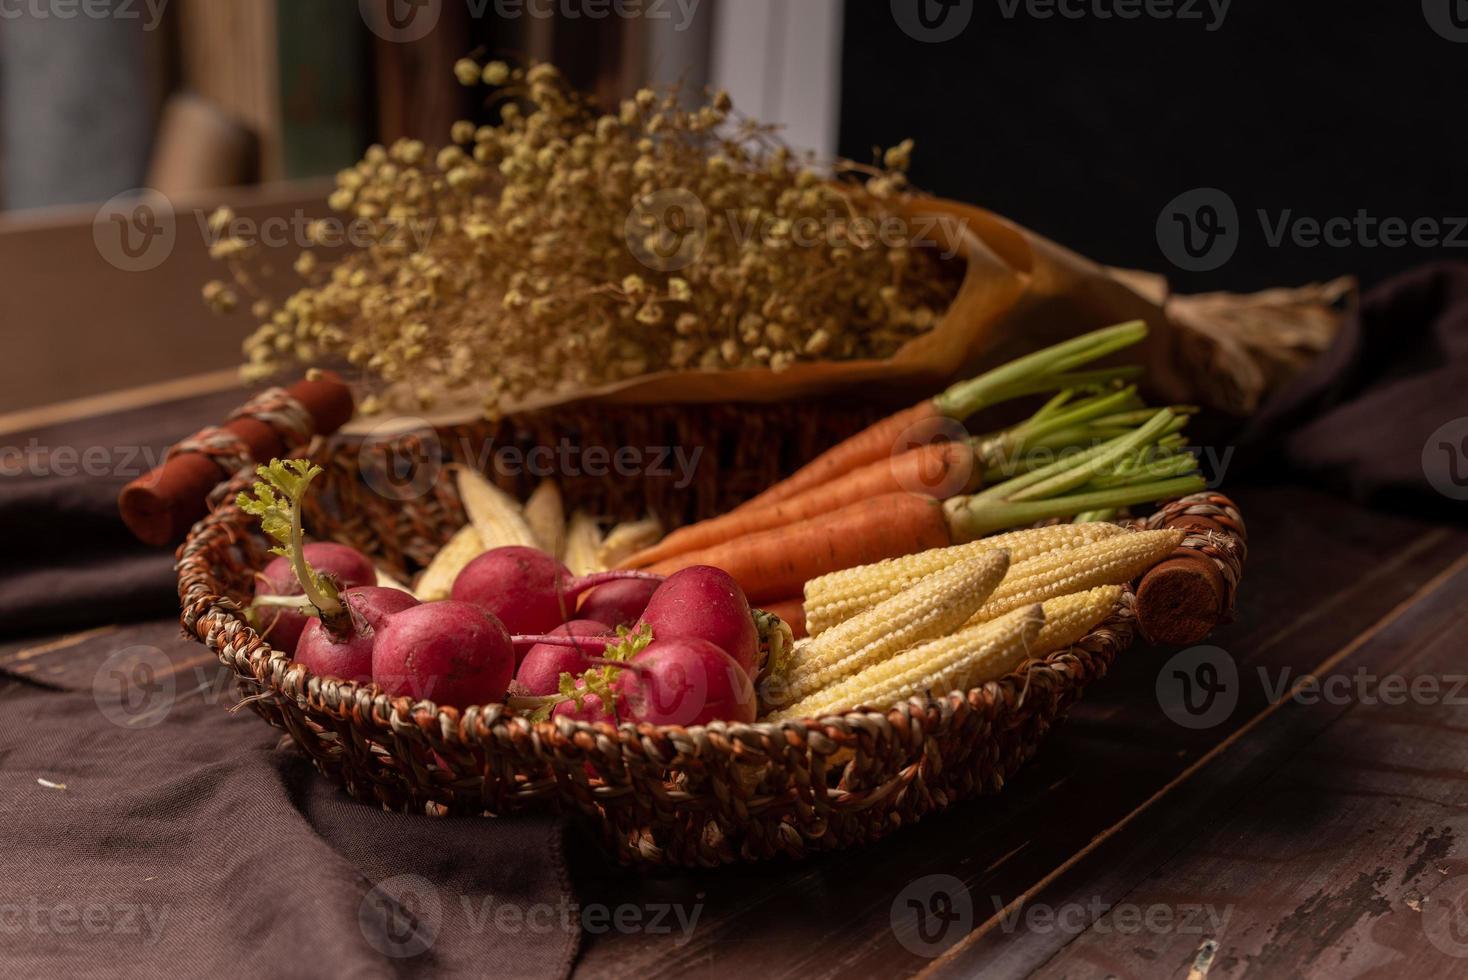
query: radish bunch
[
  {"left": 241, "top": 460, "right": 517, "bottom": 708},
  {"left": 517, "top": 566, "right": 760, "bottom": 726},
  {"left": 242, "top": 460, "right": 764, "bottom": 725}
]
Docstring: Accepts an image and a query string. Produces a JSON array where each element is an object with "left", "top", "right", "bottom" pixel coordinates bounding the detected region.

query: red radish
[
  {"left": 638, "top": 566, "right": 759, "bottom": 677},
  {"left": 452, "top": 546, "right": 569, "bottom": 635},
  {"left": 295, "top": 619, "right": 376, "bottom": 683},
  {"left": 516, "top": 619, "right": 611, "bottom": 695},
  {"left": 451, "top": 545, "right": 663, "bottom": 636},
  {"left": 372, "top": 600, "right": 514, "bottom": 708},
  {"left": 577, "top": 578, "right": 661, "bottom": 629},
  {"left": 611, "top": 638, "right": 756, "bottom": 726},
  {"left": 255, "top": 543, "right": 375, "bottom": 653},
  {"left": 292, "top": 587, "right": 418, "bottom": 684},
  {"left": 340, "top": 586, "right": 420, "bottom": 631}
]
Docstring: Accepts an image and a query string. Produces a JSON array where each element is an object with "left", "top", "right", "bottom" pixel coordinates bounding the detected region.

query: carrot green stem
[
  {"left": 943, "top": 475, "right": 1207, "bottom": 542},
  {"left": 932, "top": 321, "right": 1148, "bottom": 420},
  {"left": 979, "top": 409, "right": 1176, "bottom": 503},
  {"left": 1083, "top": 452, "right": 1199, "bottom": 488}
]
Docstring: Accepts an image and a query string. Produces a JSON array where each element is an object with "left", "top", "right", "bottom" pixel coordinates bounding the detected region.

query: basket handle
[
  {"left": 118, "top": 372, "right": 355, "bottom": 547},
  {"left": 1134, "top": 492, "right": 1247, "bottom": 646}
]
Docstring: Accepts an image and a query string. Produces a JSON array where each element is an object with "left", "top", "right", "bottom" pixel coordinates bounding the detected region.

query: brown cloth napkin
[
  {"left": 0, "top": 665, "right": 579, "bottom": 978},
  {"left": 0, "top": 390, "right": 246, "bottom": 638},
  {"left": 1, "top": 391, "right": 581, "bottom": 978},
  {"left": 1243, "top": 261, "right": 1468, "bottom": 513}
]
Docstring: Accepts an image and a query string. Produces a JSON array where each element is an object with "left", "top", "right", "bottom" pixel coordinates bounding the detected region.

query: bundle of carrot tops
[{"left": 618, "top": 321, "right": 1206, "bottom": 620}]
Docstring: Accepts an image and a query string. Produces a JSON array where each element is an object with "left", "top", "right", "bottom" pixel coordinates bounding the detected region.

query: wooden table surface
[
  {"left": 567, "top": 483, "right": 1468, "bottom": 979},
  {"left": 5, "top": 392, "right": 1467, "bottom": 979}
]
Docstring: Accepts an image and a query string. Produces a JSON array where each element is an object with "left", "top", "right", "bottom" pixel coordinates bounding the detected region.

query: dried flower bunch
[{"left": 206, "top": 61, "right": 958, "bottom": 416}]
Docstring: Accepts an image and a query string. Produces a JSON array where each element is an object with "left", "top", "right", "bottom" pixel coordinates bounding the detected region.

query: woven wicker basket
[{"left": 177, "top": 401, "right": 1246, "bottom": 866}]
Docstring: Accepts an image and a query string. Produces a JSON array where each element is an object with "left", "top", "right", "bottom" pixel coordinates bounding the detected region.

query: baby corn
[
  {"left": 769, "top": 605, "right": 1043, "bottom": 721},
  {"left": 563, "top": 510, "right": 604, "bottom": 576},
  {"left": 456, "top": 468, "right": 539, "bottom": 549},
  {"left": 415, "top": 523, "right": 484, "bottom": 600},
  {"left": 969, "top": 529, "right": 1181, "bottom": 624},
  {"left": 374, "top": 565, "right": 417, "bottom": 598},
  {"left": 1030, "top": 585, "right": 1123, "bottom": 657},
  {"left": 522, "top": 480, "right": 565, "bottom": 557},
  {"left": 803, "top": 522, "right": 1125, "bottom": 636},
  {"left": 598, "top": 516, "right": 663, "bottom": 569},
  {"left": 782, "top": 550, "right": 1009, "bottom": 706}
]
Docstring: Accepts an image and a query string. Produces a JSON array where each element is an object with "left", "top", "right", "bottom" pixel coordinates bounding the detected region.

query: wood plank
[
  {"left": 0, "top": 180, "right": 331, "bottom": 413},
  {"left": 999, "top": 552, "right": 1468, "bottom": 979},
  {"left": 0, "top": 369, "right": 240, "bottom": 438},
  {"left": 568, "top": 484, "right": 1468, "bottom": 979}
]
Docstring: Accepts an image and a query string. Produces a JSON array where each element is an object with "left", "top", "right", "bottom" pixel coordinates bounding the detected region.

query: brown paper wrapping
[{"left": 345, "top": 193, "right": 1346, "bottom": 432}]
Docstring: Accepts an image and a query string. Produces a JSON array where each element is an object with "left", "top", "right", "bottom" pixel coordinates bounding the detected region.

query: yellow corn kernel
[
  {"left": 970, "top": 529, "right": 1181, "bottom": 625},
  {"left": 803, "top": 522, "right": 1125, "bottom": 635},
  {"left": 456, "top": 467, "right": 539, "bottom": 549},
  {"left": 769, "top": 605, "right": 1043, "bottom": 721},
  {"left": 563, "top": 510, "right": 604, "bottom": 576},
  {"left": 523, "top": 480, "right": 565, "bottom": 557},
  {"left": 374, "top": 565, "right": 418, "bottom": 599},
  {"left": 598, "top": 516, "right": 663, "bottom": 569},
  {"left": 1030, "top": 586, "right": 1124, "bottom": 658},
  {"left": 782, "top": 550, "right": 1009, "bottom": 705},
  {"left": 415, "top": 523, "right": 484, "bottom": 601}
]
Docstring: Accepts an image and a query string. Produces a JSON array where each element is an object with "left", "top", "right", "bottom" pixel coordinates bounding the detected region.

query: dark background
[{"left": 840, "top": 0, "right": 1468, "bottom": 293}]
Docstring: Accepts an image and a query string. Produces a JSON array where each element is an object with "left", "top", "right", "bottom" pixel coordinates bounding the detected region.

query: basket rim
[{"left": 177, "top": 472, "right": 1140, "bottom": 746}]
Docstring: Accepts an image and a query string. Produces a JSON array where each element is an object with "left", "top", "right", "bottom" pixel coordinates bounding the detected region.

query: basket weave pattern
[{"left": 178, "top": 408, "right": 1243, "bottom": 866}]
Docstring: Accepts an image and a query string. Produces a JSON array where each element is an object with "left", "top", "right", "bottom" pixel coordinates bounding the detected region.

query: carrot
[
  {"left": 733, "top": 400, "right": 941, "bottom": 513},
  {"left": 646, "top": 413, "right": 1208, "bottom": 603},
  {"left": 731, "top": 321, "right": 1149, "bottom": 515},
  {"left": 761, "top": 597, "right": 808, "bottom": 639},
  {"left": 646, "top": 493, "right": 952, "bottom": 603},
  {"left": 623, "top": 441, "right": 979, "bottom": 568}
]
